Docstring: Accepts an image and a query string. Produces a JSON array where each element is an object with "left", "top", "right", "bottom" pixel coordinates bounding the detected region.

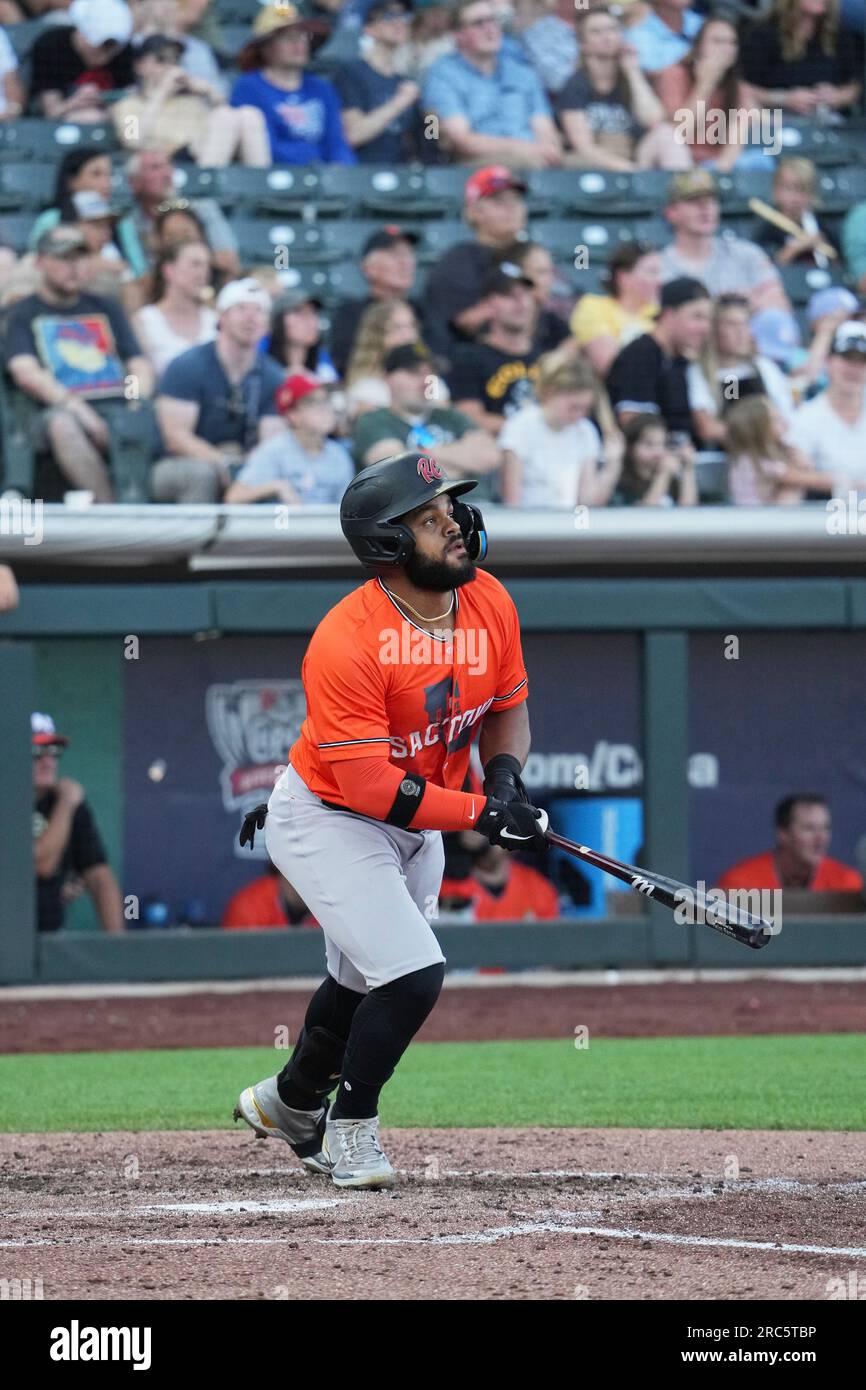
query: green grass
[{"left": 1, "top": 1035, "right": 863, "bottom": 1133}]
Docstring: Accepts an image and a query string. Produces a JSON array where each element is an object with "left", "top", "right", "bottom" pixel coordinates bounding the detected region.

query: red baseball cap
[
  {"left": 31, "top": 712, "right": 69, "bottom": 747},
  {"left": 464, "top": 166, "right": 528, "bottom": 207},
  {"left": 275, "top": 374, "right": 325, "bottom": 413}
]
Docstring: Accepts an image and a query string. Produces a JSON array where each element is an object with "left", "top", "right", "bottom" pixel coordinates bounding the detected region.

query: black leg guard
[
  {"left": 277, "top": 974, "right": 365, "bottom": 1109},
  {"left": 331, "top": 961, "right": 445, "bottom": 1120}
]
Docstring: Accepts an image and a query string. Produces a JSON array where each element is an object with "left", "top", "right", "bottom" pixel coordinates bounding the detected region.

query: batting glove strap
[
  {"left": 475, "top": 797, "right": 549, "bottom": 853},
  {"left": 239, "top": 803, "right": 268, "bottom": 849},
  {"left": 483, "top": 752, "right": 530, "bottom": 805}
]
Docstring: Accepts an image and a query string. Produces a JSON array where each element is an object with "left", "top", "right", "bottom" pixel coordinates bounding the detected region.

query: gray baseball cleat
[
  {"left": 233, "top": 1075, "right": 331, "bottom": 1175},
  {"left": 322, "top": 1105, "right": 395, "bottom": 1189}
]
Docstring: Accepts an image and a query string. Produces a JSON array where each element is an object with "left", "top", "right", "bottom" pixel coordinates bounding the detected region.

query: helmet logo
[{"left": 417, "top": 455, "right": 443, "bottom": 484}]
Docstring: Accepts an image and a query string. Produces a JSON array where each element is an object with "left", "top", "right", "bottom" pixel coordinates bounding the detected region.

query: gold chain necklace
[{"left": 381, "top": 584, "right": 455, "bottom": 623}]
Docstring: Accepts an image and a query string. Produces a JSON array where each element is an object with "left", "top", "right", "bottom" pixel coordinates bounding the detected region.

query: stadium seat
[
  {"left": 814, "top": 168, "right": 866, "bottom": 214},
  {"left": 214, "top": 24, "right": 251, "bottom": 64},
  {"left": 330, "top": 167, "right": 442, "bottom": 220},
  {"left": 625, "top": 169, "right": 677, "bottom": 211},
  {"left": 778, "top": 122, "right": 861, "bottom": 167},
  {"left": 779, "top": 263, "right": 849, "bottom": 305},
  {"left": 231, "top": 216, "right": 336, "bottom": 264},
  {"left": 3, "top": 18, "right": 47, "bottom": 60},
  {"left": 0, "top": 212, "right": 40, "bottom": 254},
  {"left": 422, "top": 167, "right": 471, "bottom": 217},
  {"left": 213, "top": 0, "right": 262, "bottom": 18},
  {"left": 0, "top": 162, "right": 56, "bottom": 212},
  {"left": 223, "top": 165, "right": 344, "bottom": 217},
  {"left": 555, "top": 261, "right": 608, "bottom": 298},
  {"left": 170, "top": 166, "right": 224, "bottom": 200},
  {"left": 533, "top": 169, "right": 657, "bottom": 216},
  {"left": 716, "top": 167, "right": 775, "bottom": 214},
  {"left": 533, "top": 216, "right": 668, "bottom": 258},
  {"left": 0, "top": 119, "right": 118, "bottom": 158},
  {"left": 414, "top": 219, "right": 467, "bottom": 264}
]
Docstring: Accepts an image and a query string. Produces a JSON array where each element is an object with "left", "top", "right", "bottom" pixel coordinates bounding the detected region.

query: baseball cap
[
  {"left": 362, "top": 225, "right": 419, "bottom": 256},
  {"left": 806, "top": 286, "right": 859, "bottom": 325},
  {"left": 36, "top": 227, "right": 88, "bottom": 258},
  {"left": 659, "top": 276, "right": 710, "bottom": 311},
  {"left": 275, "top": 373, "right": 326, "bottom": 412},
  {"left": 69, "top": 0, "right": 133, "bottom": 47},
  {"left": 749, "top": 308, "right": 802, "bottom": 367},
  {"left": 272, "top": 287, "right": 323, "bottom": 314},
  {"left": 464, "top": 166, "right": 528, "bottom": 207},
  {"left": 482, "top": 261, "right": 534, "bottom": 297},
  {"left": 31, "top": 712, "right": 69, "bottom": 748},
  {"left": 384, "top": 342, "right": 433, "bottom": 374},
  {"left": 72, "top": 190, "right": 118, "bottom": 222},
  {"left": 831, "top": 320, "right": 866, "bottom": 358},
  {"left": 666, "top": 169, "right": 719, "bottom": 205},
  {"left": 135, "top": 33, "right": 186, "bottom": 62},
  {"left": 215, "top": 278, "right": 272, "bottom": 315},
  {"left": 237, "top": 3, "right": 328, "bottom": 71},
  {"left": 366, "top": 0, "right": 411, "bottom": 19}
]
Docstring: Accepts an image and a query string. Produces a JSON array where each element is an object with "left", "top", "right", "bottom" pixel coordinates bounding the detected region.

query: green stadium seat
[
  {"left": 625, "top": 169, "right": 675, "bottom": 212},
  {"left": 0, "top": 119, "right": 118, "bottom": 158},
  {"left": 534, "top": 169, "right": 657, "bottom": 215},
  {"left": 215, "top": 23, "right": 252, "bottom": 63},
  {"left": 322, "top": 166, "right": 441, "bottom": 219},
  {"left": 422, "top": 166, "right": 472, "bottom": 216},
  {"left": 555, "top": 261, "right": 609, "bottom": 297},
  {"left": 213, "top": 0, "right": 267, "bottom": 21},
  {"left": 0, "top": 212, "right": 40, "bottom": 253},
  {"left": 779, "top": 263, "right": 849, "bottom": 305},
  {"left": 716, "top": 168, "right": 775, "bottom": 214},
  {"left": 532, "top": 216, "right": 668, "bottom": 258},
  {"left": 814, "top": 168, "right": 866, "bottom": 214},
  {"left": 414, "top": 219, "right": 467, "bottom": 264},
  {"left": 232, "top": 216, "right": 336, "bottom": 264},
  {"left": 778, "top": 122, "right": 861, "bottom": 167},
  {"left": 169, "top": 166, "right": 224, "bottom": 201},
  {"left": 4, "top": 18, "right": 46, "bottom": 59},
  {"left": 0, "top": 162, "right": 56, "bottom": 212}
]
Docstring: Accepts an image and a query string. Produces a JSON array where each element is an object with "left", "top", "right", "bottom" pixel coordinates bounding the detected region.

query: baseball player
[{"left": 234, "top": 450, "right": 549, "bottom": 1188}]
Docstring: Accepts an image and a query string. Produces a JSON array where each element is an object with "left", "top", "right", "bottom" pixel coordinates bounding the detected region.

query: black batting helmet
[{"left": 340, "top": 451, "right": 488, "bottom": 568}]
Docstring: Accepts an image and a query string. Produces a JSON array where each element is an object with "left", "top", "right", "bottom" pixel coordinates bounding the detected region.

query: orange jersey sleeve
[{"left": 291, "top": 569, "right": 529, "bottom": 807}]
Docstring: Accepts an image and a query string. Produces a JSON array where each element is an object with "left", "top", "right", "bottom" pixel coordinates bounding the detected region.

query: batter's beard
[{"left": 403, "top": 546, "right": 476, "bottom": 591}]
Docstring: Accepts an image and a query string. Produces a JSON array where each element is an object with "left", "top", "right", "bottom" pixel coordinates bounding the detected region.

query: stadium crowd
[{"left": 1, "top": 0, "right": 865, "bottom": 509}]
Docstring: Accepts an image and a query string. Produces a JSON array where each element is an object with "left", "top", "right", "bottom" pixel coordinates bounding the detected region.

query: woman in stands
[
  {"left": 112, "top": 33, "right": 270, "bottom": 166},
  {"left": 28, "top": 149, "right": 117, "bottom": 252},
  {"left": 344, "top": 298, "right": 423, "bottom": 413},
  {"left": 726, "top": 394, "right": 834, "bottom": 504},
  {"left": 569, "top": 240, "right": 662, "bottom": 377},
  {"left": 558, "top": 8, "right": 692, "bottom": 172},
  {"left": 741, "top": 0, "right": 863, "bottom": 117},
  {"left": 655, "top": 16, "right": 759, "bottom": 172},
  {"left": 690, "top": 294, "right": 795, "bottom": 447},
  {"left": 133, "top": 239, "right": 217, "bottom": 376},
  {"left": 614, "top": 413, "right": 698, "bottom": 507},
  {"left": 267, "top": 289, "right": 337, "bottom": 383}
]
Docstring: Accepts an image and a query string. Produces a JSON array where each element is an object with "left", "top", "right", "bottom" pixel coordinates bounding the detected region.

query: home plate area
[{"left": 1, "top": 1129, "right": 864, "bottom": 1300}]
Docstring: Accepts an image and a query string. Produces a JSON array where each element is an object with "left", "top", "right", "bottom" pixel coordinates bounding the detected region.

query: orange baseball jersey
[
  {"left": 221, "top": 875, "right": 319, "bottom": 930},
  {"left": 716, "top": 852, "right": 863, "bottom": 893},
  {"left": 290, "top": 567, "right": 528, "bottom": 805},
  {"left": 440, "top": 862, "right": 560, "bottom": 921}
]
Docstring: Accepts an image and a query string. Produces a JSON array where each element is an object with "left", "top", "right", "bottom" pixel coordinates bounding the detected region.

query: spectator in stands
[
  {"left": 404, "top": 0, "right": 456, "bottom": 75},
  {"left": 230, "top": 3, "right": 355, "bottom": 166},
  {"left": 741, "top": 0, "right": 863, "bottom": 118},
  {"left": 345, "top": 298, "right": 421, "bottom": 412},
  {"left": 842, "top": 201, "right": 866, "bottom": 296},
  {"left": 606, "top": 275, "right": 712, "bottom": 443},
  {"left": 505, "top": 240, "right": 571, "bottom": 355},
  {"left": 750, "top": 158, "right": 839, "bottom": 270},
  {"left": 113, "top": 34, "right": 270, "bottom": 166},
  {"left": 511, "top": 0, "right": 578, "bottom": 96},
  {"left": 0, "top": 564, "right": 18, "bottom": 609},
  {"left": 625, "top": 0, "right": 701, "bottom": 74},
  {"left": 221, "top": 860, "right": 318, "bottom": 929},
  {"left": 716, "top": 793, "right": 863, "bottom": 892},
  {"left": 422, "top": 0, "right": 564, "bottom": 168},
  {"left": 267, "top": 288, "right": 337, "bottom": 384},
  {"left": 132, "top": 239, "right": 216, "bottom": 376},
  {"left": 152, "top": 278, "right": 284, "bottom": 502},
  {"left": 32, "top": 712, "right": 124, "bottom": 934},
  {"left": 119, "top": 150, "right": 240, "bottom": 284},
  {"left": 613, "top": 412, "right": 697, "bottom": 506},
  {"left": 422, "top": 166, "right": 529, "bottom": 359},
  {"left": 60, "top": 191, "right": 134, "bottom": 301},
  {"left": 304, "top": 0, "right": 368, "bottom": 68},
  {"left": 659, "top": 169, "right": 791, "bottom": 314},
  {"left": 500, "top": 355, "right": 620, "bottom": 506},
  {"left": 571, "top": 241, "right": 662, "bottom": 378},
  {"left": 783, "top": 285, "right": 857, "bottom": 396},
  {"left": 334, "top": 0, "right": 423, "bottom": 163},
  {"left": 726, "top": 394, "right": 834, "bottom": 504},
  {"left": 690, "top": 294, "right": 795, "bottom": 447},
  {"left": 786, "top": 320, "right": 866, "bottom": 485},
  {"left": 4, "top": 228, "right": 153, "bottom": 502},
  {"left": 447, "top": 263, "right": 542, "bottom": 434},
  {"left": 29, "top": 150, "right": 117, "bottom": 254},
  {"left": 131, "top": 0, "right": 226, "bottom": 90},
  {"left": 29, "top": 0, "right": 136, "bottom": 123},
  {"left": 0, "top": 24, "right": 24, "bottom": 120},
  {"left": 655, "top": 15, "right": 758, "bottom": 172},
  {"left": 558, "top": 8, "right": 690, "bottom": 172},
  {"left": 352, "top": 341, "right": 500, "bottom": 490},
  {"left": 328, "top": 226, "right": 420, "bottom": 378},
  {"left": 439, "top": 828, "right": 560, "bottom": 921},
  {"left": 225, "top": 373, "right": 353, "bottom": 505}
]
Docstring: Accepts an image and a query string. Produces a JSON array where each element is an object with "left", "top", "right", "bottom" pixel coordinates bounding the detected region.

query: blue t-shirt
[
  {"left": 333, "top": 58, "right": 421, "bottom": 164},
  {"left": 230, "top": 70, "right": 356, "bottom": 165},
  {"left": 423, "top": 49, "right": 550, "bottom": 141},
  {"left": 158, "top": 342, "right": 285, "bottom": 450}
]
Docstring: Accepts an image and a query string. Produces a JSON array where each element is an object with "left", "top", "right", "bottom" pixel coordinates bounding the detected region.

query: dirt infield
[
  {"left": 1, "top": 1129, "right": 863, "bottom": 1301},
  {"left": 3, "top": 977, "right": 866, "bottom": 1053}
]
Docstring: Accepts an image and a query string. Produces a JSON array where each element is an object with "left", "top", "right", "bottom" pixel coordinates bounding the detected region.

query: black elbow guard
[{"left": 385, "top": 773, "right": 427, "bottom": 827}]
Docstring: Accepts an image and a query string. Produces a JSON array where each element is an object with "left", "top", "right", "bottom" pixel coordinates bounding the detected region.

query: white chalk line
[{"left": 1, "top": 1222, "right": 865, "bottom": 1258}]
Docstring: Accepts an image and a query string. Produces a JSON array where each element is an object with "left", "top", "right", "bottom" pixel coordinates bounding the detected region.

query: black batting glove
[
  {"left": 240, "top": 803, "right": 268, "bottom": 850},
  {"left": 483, "top": 752, "right": 530, "bottom": 805},
  {"left": 475, "top": 797, "right": 549, "bottom": 853}
]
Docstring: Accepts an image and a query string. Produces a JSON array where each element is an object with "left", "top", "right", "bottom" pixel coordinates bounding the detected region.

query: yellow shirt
[{"left": 570, "top": 294, "right": 657, "bottom": 350}]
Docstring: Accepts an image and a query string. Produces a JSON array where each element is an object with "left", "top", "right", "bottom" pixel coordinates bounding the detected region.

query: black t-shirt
[
  {"left": 556, "top": 69, "right": 641, "bottom": 139},
  {"left": 3, "top": 292, "right": 141, "bottom": 369},
  {"left": 606, "top": 332, "right": 694, "bottom": 441},
  {"left": 741, "top": 23, "right": 863, "bottom": 100},
  {"left": 447, "top": 340, "right": 541, "bottom": 418},
  {"left": 534, "top": 308, "right": 570, "bottom": 355},
  {"left": 333, "top": 58, "right": 421, "bottom": 164},
  {"left": 422, "top": 241, "right": 497, "bottom": 357},
  {"left": 750, "top": 215, "right": 839, "bottom": 266},
  {"left": 328, "top": 293, "right": 424, "bottom": 377},
  {"left": 34, "top": 790, "right": 107, "bottom": 933},
  {"left": 30, "top": 26, "right": 135, "bottom": 101}
]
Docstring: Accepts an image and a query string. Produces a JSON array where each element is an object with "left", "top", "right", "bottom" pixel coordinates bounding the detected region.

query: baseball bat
[
  {"left": 747, "top": 198, "right": 837, "bottom": 260},
  {"left": 545, "top": 829, "right": 773, "bottom": 950}
]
